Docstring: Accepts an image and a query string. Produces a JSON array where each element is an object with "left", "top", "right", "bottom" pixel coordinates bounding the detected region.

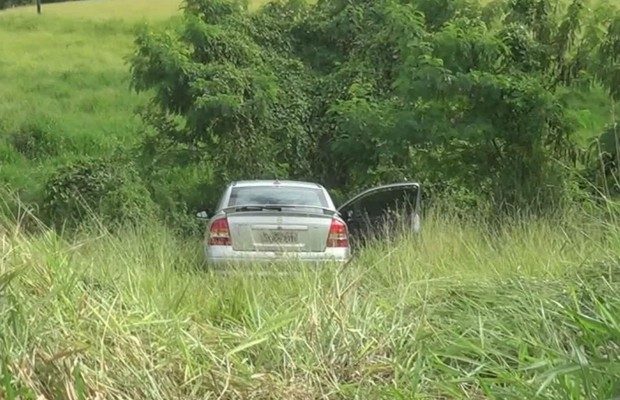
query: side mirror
[{"left": 196, "top": 211, "right": 209, "bottom": 220}]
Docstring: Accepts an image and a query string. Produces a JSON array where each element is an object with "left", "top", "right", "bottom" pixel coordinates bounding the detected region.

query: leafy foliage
[
  {"left": 42, "top": 158, "right": 156, "bottom": 229},
  {"left": 130, "top": 0, "right": 618, "bottom": 213}
]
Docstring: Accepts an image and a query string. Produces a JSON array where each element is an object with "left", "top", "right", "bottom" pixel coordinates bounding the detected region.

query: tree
[{"left": 131, "top": 0, "right": 618, "bottom": 212}]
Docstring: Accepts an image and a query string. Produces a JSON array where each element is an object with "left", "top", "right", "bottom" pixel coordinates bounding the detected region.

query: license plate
[{"left": 261, "top": 230, "right": 297, "bottom": 244}]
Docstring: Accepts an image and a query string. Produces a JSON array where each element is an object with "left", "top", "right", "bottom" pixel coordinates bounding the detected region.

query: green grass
[
  {"left": 0, "top": 0, "right": 267, "bottom": 199},
  {"left": 0, "top": 208, "right": 618, "bottom": 398},
  {"left": 0, "top": 2, "right": 172, "bottom": 199},
  {"left": 2, "top": 0, "right": 183, "bottom": 20},
  {"left": 0, "top": 1, "right": 185, "bottom": 145}
]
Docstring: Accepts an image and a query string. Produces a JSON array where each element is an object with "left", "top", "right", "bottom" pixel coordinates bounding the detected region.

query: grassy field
[
  {"left": 0, "top": 207, "right": 618, "bottom": 398},
  {"left": 0, "top": 0, "right": 174, "bottom": 199},
  {"left": 0, "top": 0, "right": 266, "bottom": 201},
  {"left": 1, "top": 0, "right": 182, "bottom": 20}
]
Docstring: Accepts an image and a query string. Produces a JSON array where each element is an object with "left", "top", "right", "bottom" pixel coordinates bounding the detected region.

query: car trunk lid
[{"left": 226, "top": 210, "right": 333, "bottom": 252}]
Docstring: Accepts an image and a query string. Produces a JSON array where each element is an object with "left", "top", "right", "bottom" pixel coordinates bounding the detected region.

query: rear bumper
[{"left": 205, "top": 245, "right": 350, "bottom": 264}]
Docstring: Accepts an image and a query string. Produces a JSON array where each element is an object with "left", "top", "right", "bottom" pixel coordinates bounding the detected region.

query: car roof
[{"left": 231, "top": 180, "right": 324, "bottom": 189}]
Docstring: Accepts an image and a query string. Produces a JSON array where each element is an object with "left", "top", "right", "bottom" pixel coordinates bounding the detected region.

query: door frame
[{"left": 337, "top": 182, "right": 421, "bottom": 214}]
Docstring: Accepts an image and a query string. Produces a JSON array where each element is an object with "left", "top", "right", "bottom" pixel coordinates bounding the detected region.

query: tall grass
[{"left": 1, "top": 207, "right": 618, "bottom": 399}]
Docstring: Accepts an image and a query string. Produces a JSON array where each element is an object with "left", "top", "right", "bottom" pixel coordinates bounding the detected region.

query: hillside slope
[
  {"left": 0, "top": 1, "right": 183, "bottom": 198},
  {"left": 0, "top": 0, "right": 267, "bottom": 202}
]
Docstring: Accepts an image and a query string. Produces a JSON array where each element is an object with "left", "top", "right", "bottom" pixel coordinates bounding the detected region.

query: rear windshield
[{"left": 228, "top": 186, "right": 328, "bottom": 207}]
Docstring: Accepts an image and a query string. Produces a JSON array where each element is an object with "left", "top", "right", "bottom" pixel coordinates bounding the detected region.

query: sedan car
[{"left": 198, "top": 180, "right": 421, "bottom": 264}]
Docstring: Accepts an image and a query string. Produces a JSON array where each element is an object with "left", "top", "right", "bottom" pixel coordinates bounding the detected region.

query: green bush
[
  {"left": 8, "top": 118, "right": 66, "bottom": 160},
  {"left": 141, "top": 160, "right": 218, "bottom": 235},
  {"left": 131, "top": 0, "right": 619, "bottom": 211},
  {"left": 597, "top": 123, "right": 619, "bottom": 185},
  {"left": 42, "top": 157, "right": 157, "bottom": 229}
]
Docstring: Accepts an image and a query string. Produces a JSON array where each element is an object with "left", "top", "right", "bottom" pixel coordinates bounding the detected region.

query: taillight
[
  {"left": 326, "top": 218, "right": 349, "bottom": 248},
  {"left": 208, "top": 217, "right": 232, "bottom": 246}
]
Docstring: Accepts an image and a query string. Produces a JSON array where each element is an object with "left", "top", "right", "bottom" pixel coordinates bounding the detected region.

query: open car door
[{"left": 337, "top": 183, "right": 421, "bottom": 245}]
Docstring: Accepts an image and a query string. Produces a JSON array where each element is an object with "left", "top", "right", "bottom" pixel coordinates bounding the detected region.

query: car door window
[
  {"left": 354, "top": 188, "right": 417, "bottom": 225},
  {"left": 340, "top": 184, "right": 420, "bottom": 242}
]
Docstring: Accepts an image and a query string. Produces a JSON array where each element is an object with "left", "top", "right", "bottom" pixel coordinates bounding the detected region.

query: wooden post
[{"left": 36, "top": 0, "right": 41, "bottom": 14}]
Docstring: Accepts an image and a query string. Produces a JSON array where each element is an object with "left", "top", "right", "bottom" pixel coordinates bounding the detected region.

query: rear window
[{"left": 228, "top": 186, "right": 328, "bottom": 207}]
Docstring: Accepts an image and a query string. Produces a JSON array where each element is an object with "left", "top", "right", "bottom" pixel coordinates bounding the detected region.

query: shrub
[
  {"left": 42, "top": 157, "right": 157, "bottom": 229},
  {"left": 8, "top": 119, "right": 65, "bottom": 160}
]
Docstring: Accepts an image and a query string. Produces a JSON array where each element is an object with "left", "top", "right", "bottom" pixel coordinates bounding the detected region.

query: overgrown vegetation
[
  {"left": 41, "top": 157, "right": 156, "bottom": 229},
  {"left": 0, "top": 207, "right": 618, "bottom": 399},
  {"left": 0, "top": 1, "right": 619, "bottom": 398},
  {"left": 0, "top": 1, "right": 171, "bottom": 215},
  {"left": 131, "top": 0, "right": 620, "bottom": 219},
  {"left": 0, "top": 0, "right": 618, "bottom": 226}
]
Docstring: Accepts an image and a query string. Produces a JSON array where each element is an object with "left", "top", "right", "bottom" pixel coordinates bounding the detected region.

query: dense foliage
[
  {"left": 42, "top": 157, "right": 155, "bottom": 229},
  {"left": 131, "top": 0, "right": 619, "bottom": 216}
]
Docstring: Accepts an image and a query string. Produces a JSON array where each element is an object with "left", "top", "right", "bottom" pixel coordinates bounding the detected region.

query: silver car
[{"left": 198, "top": 180, "right": 421, "bottom": 264}]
